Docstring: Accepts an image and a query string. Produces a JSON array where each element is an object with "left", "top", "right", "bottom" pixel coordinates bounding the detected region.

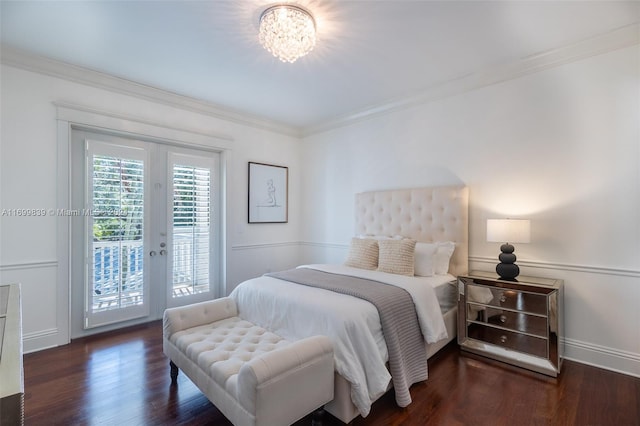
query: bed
[{"left": 229, "top": 186, "right": 469, "bottom": 423}]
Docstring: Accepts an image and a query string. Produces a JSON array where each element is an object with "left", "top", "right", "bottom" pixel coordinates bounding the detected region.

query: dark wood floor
[{"left": 23, "top": 321, "right": 640, "bottom": 426}]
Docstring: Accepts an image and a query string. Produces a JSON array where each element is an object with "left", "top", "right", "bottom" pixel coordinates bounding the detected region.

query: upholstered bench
[{"left": 163, "top": 297, "right": 334, "bottom": 426}]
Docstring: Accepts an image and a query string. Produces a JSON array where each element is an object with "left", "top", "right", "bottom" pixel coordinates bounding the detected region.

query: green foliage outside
[{"left": 92, "top": 156, "right": 143, "bottom": 242}]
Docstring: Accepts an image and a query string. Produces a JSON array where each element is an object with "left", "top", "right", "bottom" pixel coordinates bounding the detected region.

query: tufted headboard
[{"left": 354, "top": 186, "right": 469, "bottom": 277}]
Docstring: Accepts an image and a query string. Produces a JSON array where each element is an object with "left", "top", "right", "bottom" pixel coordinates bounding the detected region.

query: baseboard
[
  {"left": 23, "top": 328, "right": 63, "bottom": 354},
  {"left": 564, "top": 338, "right": 640, "bottom": 378}
]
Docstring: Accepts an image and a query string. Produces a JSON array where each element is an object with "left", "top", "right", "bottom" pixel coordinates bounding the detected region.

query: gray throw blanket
[{"left": 266, "top": 268, "right": 427, "bottom": 408}]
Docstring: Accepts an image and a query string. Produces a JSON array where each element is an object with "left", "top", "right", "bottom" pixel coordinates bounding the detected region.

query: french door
[
  {"left": 73, "top": 130, "right": 220, "bottom": 331},
  {"left": 85, "top": 140, "right": 150, "bottom": 327},
  {"left": 165, "top": 151, "right": 218, "bottom": 308}
]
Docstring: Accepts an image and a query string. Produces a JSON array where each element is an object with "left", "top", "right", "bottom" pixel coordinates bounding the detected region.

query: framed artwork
[{"left": 248, "top": 162, "right": 288, "bottom": 223}]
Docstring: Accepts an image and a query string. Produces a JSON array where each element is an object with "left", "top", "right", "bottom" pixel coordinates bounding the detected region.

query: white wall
[
  {"left": 300, "top": 46, "right": 640, "bottom": 377},
  {"left": 1, "top": 43, "right": 638, "bottom": 378},
  {"left": 0, "top": 64, "right": 303, "bottom": 351}
]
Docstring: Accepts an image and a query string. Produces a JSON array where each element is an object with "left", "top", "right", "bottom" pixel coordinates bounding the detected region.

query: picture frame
[{"left": 248, "top": 162, "right": 288, "bottom": 223}]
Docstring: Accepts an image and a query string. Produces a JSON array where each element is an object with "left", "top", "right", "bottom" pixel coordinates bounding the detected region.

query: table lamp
[{"left": 487, "top": 219, "right": 530, "bottom": 280}]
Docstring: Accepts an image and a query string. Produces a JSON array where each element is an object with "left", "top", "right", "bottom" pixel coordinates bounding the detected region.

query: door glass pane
[
  {"left": 91, "top": 155, "right": 145, "bottom": 312},
  {"left": 172, "top": 164, "right": 210, "bottom": 298}
]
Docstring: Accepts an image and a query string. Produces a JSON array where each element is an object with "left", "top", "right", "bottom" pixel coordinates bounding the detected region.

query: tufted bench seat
[{"left": 163, "top": 297, "right": 334, "bottom": 426}]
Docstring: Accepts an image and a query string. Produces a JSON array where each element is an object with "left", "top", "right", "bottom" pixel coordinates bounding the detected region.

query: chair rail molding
[
  {"left": 0, "top": 260, "right": 58, "bottom": 271},
  {"left": 469, "top": 255, "right": 640, "bottom": 278}
]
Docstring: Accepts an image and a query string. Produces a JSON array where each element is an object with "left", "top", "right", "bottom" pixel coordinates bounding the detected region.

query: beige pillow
[
  {"left": 344, "top": 238, "right": 379, "bottom": 270},
  {"left": 377, "top": 239, "right": 417, "bottom": 276}
]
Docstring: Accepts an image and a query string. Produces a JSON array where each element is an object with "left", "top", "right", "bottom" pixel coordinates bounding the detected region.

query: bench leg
[
  {"left": 311, "top": 407, "right": 325, "bottom": 426},
  {"left": 169, "top": 361, "right": 179, "bottom": 383}
]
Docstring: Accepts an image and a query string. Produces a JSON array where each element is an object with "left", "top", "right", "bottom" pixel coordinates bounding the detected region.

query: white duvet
[{"left": 228, "top": 264, "right": 450, "bottom": 417}]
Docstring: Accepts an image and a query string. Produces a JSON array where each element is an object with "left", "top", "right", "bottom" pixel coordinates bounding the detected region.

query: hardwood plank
[{"left": 23, "top": 321, "right": 640, "bottom": 425}]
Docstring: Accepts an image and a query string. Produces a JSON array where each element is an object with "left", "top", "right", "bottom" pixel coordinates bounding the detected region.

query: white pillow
[
  {"left": 344, "top": 237, "right": 379, "bottom": 270},
  {"left": 377, "top": 239, "right": 416, "bottom": 276},
  {"left": 434, "top": 241, "right": 455, "bottom": 275},
  {"left": 414, "top": 241, "right": 456, "bottom": 276},
  {"left": 414, "top": 242, "right": 437, "bottom": 276}
]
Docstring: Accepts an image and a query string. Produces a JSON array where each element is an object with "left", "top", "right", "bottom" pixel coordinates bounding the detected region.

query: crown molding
[
  {"left": 303, "top": 23, "right": 640, "bottom": 136},
  {"left": 0, "top": 44, "right": 303, "bottom": 138},
  {"left": 3, "top": 23, "right": 638, "bottom": 139}
]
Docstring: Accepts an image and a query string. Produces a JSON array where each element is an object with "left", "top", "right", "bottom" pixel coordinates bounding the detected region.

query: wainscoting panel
[{"left": 0, "top": 260, "right": 65, "bottom": 353}]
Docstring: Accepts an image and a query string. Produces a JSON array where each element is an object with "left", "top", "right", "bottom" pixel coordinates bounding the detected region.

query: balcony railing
[
  {"left": 172, "top": 230, "right": 210, "bottom": 297},
  {"left": 92, "top": 240, "right": 144, "bottom": 311},
  {"left": 92, "top": 231, "right": 209, "bottom": 311}
]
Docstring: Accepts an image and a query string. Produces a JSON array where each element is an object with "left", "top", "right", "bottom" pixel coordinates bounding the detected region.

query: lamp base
[
  {"left": 496, "top": 243, "right": 520, "bottom": 280},
  {"left": 496, "top": 262, "right": 520, "bottom": 280}
]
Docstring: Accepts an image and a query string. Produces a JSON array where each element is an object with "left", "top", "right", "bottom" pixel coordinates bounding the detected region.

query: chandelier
[{"left": 258, "top": 4, "right": 316, "bottom": 63}]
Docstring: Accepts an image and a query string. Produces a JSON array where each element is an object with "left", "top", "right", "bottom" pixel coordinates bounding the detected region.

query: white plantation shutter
[
  {"left": 85, "top": 140, "right": 150, "bottom": 328},
  {"left": 171, "top": 163, "right": 211, "bottom": 297},
  {"left": 91, "top": 155, "right": 145, "bottom": 309}
]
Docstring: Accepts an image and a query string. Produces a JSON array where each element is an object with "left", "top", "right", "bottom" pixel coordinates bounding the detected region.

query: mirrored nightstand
[{"left": 457, "top": 271, "right": 564, "bottom": 377}]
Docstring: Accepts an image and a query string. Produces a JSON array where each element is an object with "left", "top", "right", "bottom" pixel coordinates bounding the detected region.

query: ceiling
[{"left": 1, "top": 1, "right": 638, "bottom": 132}]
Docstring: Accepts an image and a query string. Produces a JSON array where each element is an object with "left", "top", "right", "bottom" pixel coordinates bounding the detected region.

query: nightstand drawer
[
  {"left": 468, "top": 324, "right": 547, "bottom": 358},
  {"left": 468, "top": 283, "right": 547, "bottom": 315},
  {"left": 483, "top": 308, "right": 548, "bottom": 337}
]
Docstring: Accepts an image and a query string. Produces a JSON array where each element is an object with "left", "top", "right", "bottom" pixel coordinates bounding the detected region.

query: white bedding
[{"left": 228, "top": 264, "right": 451, "bottom": 417}]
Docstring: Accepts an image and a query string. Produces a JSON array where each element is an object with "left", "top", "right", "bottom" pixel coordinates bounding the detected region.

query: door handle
[
  {"left": 149, "top": 250, "right": 157, "bottom": 257},
  {"left": 160, "top": 249, "right": 167, "bottom": 256}
]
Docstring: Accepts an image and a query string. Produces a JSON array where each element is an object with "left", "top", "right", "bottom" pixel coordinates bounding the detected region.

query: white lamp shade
[{"left": 487, "top": 219, "right": 531, "bottom": 243}]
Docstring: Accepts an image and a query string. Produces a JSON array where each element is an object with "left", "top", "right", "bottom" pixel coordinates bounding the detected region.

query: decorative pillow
[
  {"left": 434, "top": 241, "right": 456, "bottom": 275},
  {"left": 344, "top": 237, "right": 379, "bottom": 270},
  {"left": 414, "top": 242, "right": 437, "bottom": 277},
  {"left": 377, "top": 239, "right": 417, "bottom": 276}
]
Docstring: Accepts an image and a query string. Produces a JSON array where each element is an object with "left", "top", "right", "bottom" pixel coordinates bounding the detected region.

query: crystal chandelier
[{"left": 258, "top": 4, "right": 316, "bottom": 63}]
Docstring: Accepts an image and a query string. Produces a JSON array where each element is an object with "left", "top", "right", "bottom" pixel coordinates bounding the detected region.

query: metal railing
[
  {"left": 91, "top": 231, "right": 209, "bottom": 311},
  {"left": 172, "top": 231, "right": 210, "bottom": 297},
  {"left": 92, "top": 240, "right": 144, "bottom": 311}
]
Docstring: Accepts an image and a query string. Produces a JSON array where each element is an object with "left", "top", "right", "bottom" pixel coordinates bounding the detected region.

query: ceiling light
[{"left": 258, "top": 4, "right": 316, "bottom": 63}]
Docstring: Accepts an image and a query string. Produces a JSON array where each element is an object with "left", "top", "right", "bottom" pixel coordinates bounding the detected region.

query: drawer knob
[
  {"left": 499, "top": 294, "right": 507, "bottom": 303},
  {"left": 499, "top": 315, "right": 507, "bottom": 323},
  {"left": 500, "top": 335, "right": 508, "bottom": 344}
]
